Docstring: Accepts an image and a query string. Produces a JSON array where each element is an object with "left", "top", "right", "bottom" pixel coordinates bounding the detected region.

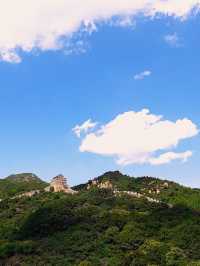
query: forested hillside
[
  {"left": 0, "top": 173, "right": 47, "bottom": 199},
  {"left": 0, "top": 171, "right": 200, "bottom": 265},
  {"left": 74, "top": 171, "right": 200, "bottom": 210}
]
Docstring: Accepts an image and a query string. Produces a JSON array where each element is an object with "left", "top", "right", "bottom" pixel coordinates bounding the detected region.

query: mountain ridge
[
  {"left": 74, "top": 171, "right": 200, "bottom": 210},
  {"left": 1, "top": 171, "right": 200, "bottom": 210}
]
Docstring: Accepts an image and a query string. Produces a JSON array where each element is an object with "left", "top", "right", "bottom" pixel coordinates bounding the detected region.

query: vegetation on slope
[
  {"left": 0, "top": 173, "right": 48, "bottom": 199},
  {"left": 0, "top": 171, "right": 200, "bottom": 265},
  {"left": 74, "top": 171, "right": 200, "bottom": 210}
]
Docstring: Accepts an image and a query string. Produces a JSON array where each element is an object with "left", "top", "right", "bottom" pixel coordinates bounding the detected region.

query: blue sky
[{"left": 0, "top": 4, "right": 200, "bottom": 187}]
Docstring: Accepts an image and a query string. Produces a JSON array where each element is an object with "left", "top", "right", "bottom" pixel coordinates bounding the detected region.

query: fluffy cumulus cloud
[
  {"left": 0, "top": 0, "right": 200, "bottom": 62},
  {"left": 73, "top": 119, "right": 97, "bottom": 138},
  {"left": 134, "top": 70, "right": 151, "bottom": 80},
  {"left": 77, "top": 109, "right": 199, "bottom": 166}
]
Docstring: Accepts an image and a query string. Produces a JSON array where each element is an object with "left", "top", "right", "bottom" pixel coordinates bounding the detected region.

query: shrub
[
  {"left": 18, "top": 200, "right": 78, "bottom": 238},
  {"left": 138, "top": 239, "right": 166, "bottom": 265},
  {"left": 166, "top": 247, "right": 187, "bottom": 266},
  {"left": 0, "top": 240, "right": 35, "bottom": 258},
  {"left": 78, "top": 260, "right": 92, "bottom": 266}
]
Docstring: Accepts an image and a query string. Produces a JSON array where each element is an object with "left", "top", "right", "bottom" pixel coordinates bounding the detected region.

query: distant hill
[
  {"left": 0, "top": 173, "right": 48, "bottom": 199},
  {"left": 5, "top": 173, "right": 42, "bottom": 182}
]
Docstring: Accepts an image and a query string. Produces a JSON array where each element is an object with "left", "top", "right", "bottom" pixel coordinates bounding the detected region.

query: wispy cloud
[
  {"left": 76, "top": 109, "right": 199, "bottom": 166},
  {"left": 134, "top": 70, "right": 151, "bottom": 80},
  {"left": 164, "top": 33, "right": 181, "bottom": 47},
  {"left": 110, "top": 16, "right": 136, "bottom": 28},
  {"left": 73, "top": 119, "right": 97, "bottom": 138},
  {"left": 149, "top": 151, "right": 192, "bottom": 165}
]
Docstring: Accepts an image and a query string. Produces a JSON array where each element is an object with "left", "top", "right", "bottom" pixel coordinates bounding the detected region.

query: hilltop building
[{"left": 45, "top": 174, "right": 77, "bottom": 194}]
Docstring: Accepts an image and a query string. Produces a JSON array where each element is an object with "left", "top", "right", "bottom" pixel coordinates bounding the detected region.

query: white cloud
[
  {"left": 0, "top": 0, "right": 200, "bottom": 62},
  {"left": 134, "top": 70, "right": 151, "bottom": 80},
  {"left": 109, "top": 16, "right": 136, "bottom": 28},
  {"left": 0, "top": 49, "right": 21, "bottom": 63},
  {"left": 164, "top": 33, "right": 181, "bottom": 47},
  {"left": 78, "top": 109, "right": 198, "bottom": 166},
  {"left": 73, "top": 119, "right": 97, "bottom": 138},
  {"left": 149, "top": 151, "right": 192, "bottom": 165},
  {"left": 164, "top": 32, "right": 182, "bottom": 47},
  {"left": 64, "top": 40, "right": 88, "bottom": 56}
]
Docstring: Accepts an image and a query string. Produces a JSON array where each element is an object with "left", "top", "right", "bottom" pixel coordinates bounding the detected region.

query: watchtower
[{"left": 45, "top": 174, "right": 77, "bottom": 194}]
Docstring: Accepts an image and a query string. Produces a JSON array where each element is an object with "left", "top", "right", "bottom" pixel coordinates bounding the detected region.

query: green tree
[
  {"left": 118, "top": 222, "right": 144, "bottom": 249},
  {"left": 138, "top": 240, "right": 166, "bottom": 265},
  {"left": 78, "top": 260, "right": 92, "bottom": 266},
  {"left": 166, "top": 247, "right": 187, "bottom": 266},
  {"left": 103, "top": 226, "right": 119, "bottom": 244}
]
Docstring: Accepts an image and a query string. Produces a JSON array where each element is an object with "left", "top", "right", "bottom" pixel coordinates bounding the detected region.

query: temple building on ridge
[{"left": 45, "top": 174, "right": 77, "bottom": 194}]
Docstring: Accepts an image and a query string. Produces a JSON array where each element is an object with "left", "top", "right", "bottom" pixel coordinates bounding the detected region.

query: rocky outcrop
[{"left": 87, "top": 179, "right": 113, "bottom": 190}]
